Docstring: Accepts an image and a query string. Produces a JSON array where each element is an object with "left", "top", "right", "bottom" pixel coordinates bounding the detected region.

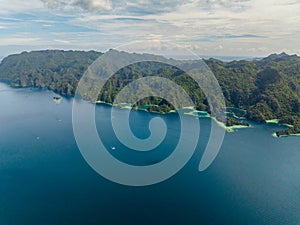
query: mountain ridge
[{"left": 0, "top": 49, "right": 299, "bottom": 136}]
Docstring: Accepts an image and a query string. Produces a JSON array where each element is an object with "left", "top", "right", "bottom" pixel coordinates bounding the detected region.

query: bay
[{"left": 0, "top": 82, "right": 300, "bottom": 225}]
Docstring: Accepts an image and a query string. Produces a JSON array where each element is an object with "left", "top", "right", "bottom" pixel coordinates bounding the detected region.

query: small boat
[
  {"left": 111, "top": 146, "right": 116, "bottom": 150},
  {"left": 53, "top": 96, "right": 62, "bottom": 104}
]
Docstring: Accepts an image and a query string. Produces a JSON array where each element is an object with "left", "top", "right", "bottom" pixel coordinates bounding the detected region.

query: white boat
[{"left": 53, "top": 96, "right": 62, "bottom": 104}]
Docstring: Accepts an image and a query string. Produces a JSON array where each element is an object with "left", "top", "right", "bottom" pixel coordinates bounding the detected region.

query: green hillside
[{"left": 0, "top": 50, "right": 299, "bottom": 136}]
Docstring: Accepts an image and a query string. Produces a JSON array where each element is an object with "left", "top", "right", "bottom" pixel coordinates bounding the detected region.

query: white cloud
[
  {"left": 0, "top": 37, "right": 41, "bottom": 45},
  {"left": 0, "top": 0, "right": 43, "bottom": 15},
  {"left": 54, "top": 39, "right": 71, "bottom": 44},
  {"left": 204, "top": 0, "right": 252, "bottom": 10},
  {"left": 41, "top": 0, "right": 112, "bottom": 11},
  {"left": 0, "top": 0, "right": 300, "bottom": 57}
]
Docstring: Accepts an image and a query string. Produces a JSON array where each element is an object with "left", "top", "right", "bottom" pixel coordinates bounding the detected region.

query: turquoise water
[{"left": 0, "top": 82, "right": 300, "bottom": 224}]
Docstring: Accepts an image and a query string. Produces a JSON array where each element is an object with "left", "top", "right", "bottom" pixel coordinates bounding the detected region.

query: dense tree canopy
[{"left": 0, "top": 50, "right": 300, "bottom": 136}]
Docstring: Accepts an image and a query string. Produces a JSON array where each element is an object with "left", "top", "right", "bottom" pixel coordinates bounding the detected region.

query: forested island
[{"left": 0, "top": 50, "right": 299, "bottom": 136}]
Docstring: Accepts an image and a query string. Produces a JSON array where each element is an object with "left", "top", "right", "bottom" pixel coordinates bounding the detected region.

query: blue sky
[{"left": 0, "top": 0, "right": 300, "bottom": 58}]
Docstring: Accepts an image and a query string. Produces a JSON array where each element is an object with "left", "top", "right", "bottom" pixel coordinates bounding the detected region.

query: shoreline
[
  {"left": 94, "top": 102, "right": 298, "bottom": 136},
  {"left": 272, "top": 132, "right": 300, "bottom": 138},
  {"left": 212, "top": 117, "right": 250, "bottom": 132},
  {"left": 1, "top": 81, "right": 297, "bottom": 137},
  {"left": 95, "top": 101, "right": 251, "bottom": 132},
  {"left": 266, "top": 119, "right": 298, "bottom": 138},
  {"left": 266, "top": 119, "right": 280, "bottom": 124},
  {"left": 266, "top": 119, "right": 293, "bottom": 128}
]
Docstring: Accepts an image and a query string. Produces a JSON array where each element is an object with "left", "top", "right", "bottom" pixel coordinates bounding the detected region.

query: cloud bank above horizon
[{"left": 0, "top": 0, "right": 299, "bottom": 58}]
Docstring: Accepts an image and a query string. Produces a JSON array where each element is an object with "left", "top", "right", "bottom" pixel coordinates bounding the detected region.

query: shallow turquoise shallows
[{"left": 0, "top": 82, "right": 300, "bottom": 225}]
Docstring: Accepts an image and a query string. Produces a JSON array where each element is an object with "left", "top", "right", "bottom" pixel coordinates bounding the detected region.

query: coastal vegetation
[{"left": 0, "top": 50, "right": 300, "bottom": 136}]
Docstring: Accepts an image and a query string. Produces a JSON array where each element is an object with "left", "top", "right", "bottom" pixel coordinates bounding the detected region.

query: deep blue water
[{"left": 0, "top": 82, "right": 300, "bottom": 225}]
